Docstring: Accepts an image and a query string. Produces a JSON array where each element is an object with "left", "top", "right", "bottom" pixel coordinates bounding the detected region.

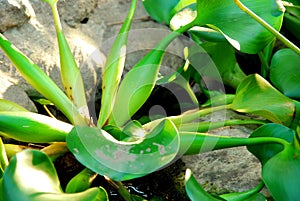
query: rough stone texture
[
  {"left": 57, "top": 0, "right": 97, "bottom": 28},
  {"left": 0, "top": 0, "right": 33, "bottom": 33},
  {"left": 182, "top": 110, "right": 271, "bottom": 197},
  {"left": 0, "top": 75, "right": 36, "bottom": 111}
]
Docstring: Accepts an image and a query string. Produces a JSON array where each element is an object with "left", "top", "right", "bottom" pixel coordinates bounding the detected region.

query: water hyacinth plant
[{"left": 0, "top": 0, "right": 299, "bottom": 200}]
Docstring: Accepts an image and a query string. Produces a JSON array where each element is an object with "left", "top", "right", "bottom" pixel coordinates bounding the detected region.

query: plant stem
[
  {"left": 105, "top": 176, "right": 133, "bottom": 201},
  {"left": 170, "top": 104, "right": 229, "bottom": 125},
  {"left": 41, "top": 142, "right": 69, "bottom": 161},
  {"left": 51, "top": 2, "right": 62, "bottom": 32},
  {"left": 178, "top": 119, "right": 267, "bottom": 132},
  {"left": 258, "top": 51, "right": 269, "bottom": 78},
  {"left": 234, "top": 0, "right": 300, "bottom": 55},
  {"left": 179, "top": 131, "right": 289, "bottom": 155}
]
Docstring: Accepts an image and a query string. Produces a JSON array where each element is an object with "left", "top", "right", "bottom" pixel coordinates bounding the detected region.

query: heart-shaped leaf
[
  {"left": 232, "top": 74, "right": 295, "bottom": 126},
  {"left": 270, "top": 48, "right": 300, "bottom": 98},
  {"left": 196, "top": 0, "right": 284, "bottom": 53},
  {"left": 171, "top": 0, "right": 284, "bottom": 53},
  {"left": 247, "top": 123, "right": 295, "bottom": 165},
  {"left": 67, "top": 119, "right": 179, "bottom": 181},
  {"left": 1, "top": 149, "right": 108, "bottom": 201},
  {"left": 262, "top": 145, "right": 300, "bottom": 201}
]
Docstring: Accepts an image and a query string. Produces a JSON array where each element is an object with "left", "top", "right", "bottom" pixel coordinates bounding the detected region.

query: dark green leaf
[
  {"left": 190, "top": 42, "right": 246, "bottom": 89},
  {"left": 142, "top": 0, "right": 180, "bottom": 24},
  {"left": 171, "top": 0, "right": 284, "bottom": 53},
  {"left": 270, "top": 48, "right": 300, "bottom": 98},
  {"left": 1, "top": 150, "right": 108, "bottom": 201},
  {"left": 262, "top": 145, "right": 300, "bottom": 201},
  {"left": 247, "top": 123, "right": 295, "bottom": 165},
  {"left": 232, "top": 74, "right": 295, "bottom": 126},
  {"left": 67, "top": 119, "right": 179, "bottom": 181},
  {"left": 196, "top": 0, "right": 284, "bottom": 53}
]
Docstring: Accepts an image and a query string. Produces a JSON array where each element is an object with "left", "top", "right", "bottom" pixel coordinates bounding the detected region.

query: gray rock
[
  {"left": 0, "top": 75, "right": 36, "bottom": 112},
  {"left": 182, "top": 110, "right": 271, "bottom": 197},
  {"left": 0, "top": 0, "right": 33, "bottom": 33},
  {"left": 57, "top": 0, "right": 97, "bottom": 28}
]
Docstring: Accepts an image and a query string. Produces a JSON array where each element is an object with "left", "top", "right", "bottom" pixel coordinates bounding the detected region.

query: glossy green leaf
[
  {"left": 232, "top": 74, "right": 295, "bottom": 126},
  {"left": 189, "top": 42, "right": 246, "bottom": 89},
  {"left": 270, "top": 48, "right": 300, "bottom": 98},
  {"left": 142, "top": 0, "right": 180, "bottom": 24},
  {"left": 98, "top": 0, "right": 138, "bottom": 128},
  {"left": 1, "top": 149, "right": 108, "bottom": 201},
  {"left": 110, "top": 22, "right": 195, "bottom": 127},
  {"left": 283, "top": 0, "right": 300, "bottom": 40},
  {"left": 200, "top": 0, "right": 284, "bottom": 53},
  {"left": 0, "top": 112, "right": 73, "bottom": 143},
  {"left": 219, "top": 181, "right": 266, "bottom": 201},
  {"left": 67, "top": 119, "right": 179, "bottom": 181},
  {"left": 0, "top": 34, "right": 83, "bottom": 125},
  {"left": 172, "top": 0, "right": 284, "bottom": 53},
  {"left": 66, "top": 168, "right": 96, "bottom": 193},
  {"left": 56, "top": 31, "right": 90, "bottom": 119},
  {"left": 40, "top": 0, "right": 90, "bottom": 123},
  {"left": 0, "top": 138, "right": 8, "bottom": 178},
  {"left": 0, "top": 99, "right": 28, "bottom": 112},
  {"left": 185, "top": 169, "right": 224, "bottom": 201},
  {"left": 221, "top": 193, "right": 266, "bottom": 201},
  {"left": 262, "top": 145, "right": 300, "bottom": 201},
  {"left": 188, "top": 27, "right": 226, "bottom": 42},
  {"left": 247, "top": 123, "right": 295, "bottom": 165}
]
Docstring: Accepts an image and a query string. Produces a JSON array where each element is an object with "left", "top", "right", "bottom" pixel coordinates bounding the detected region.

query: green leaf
[
  {"left": 110, "top": 23, "right": 194, "bottom": 127},
  {"left": 65, "top": 168, "right": 96, "bottom": 193},
  {"left": 172, "top": 0, "right": 284, "bottom": 53},
  {"left": 247, "top": 123, "right": 295, "bottom": 165},
  {"left": 67, "top": 119, "right": 179, "bottom": 181},
  {"left": 221, "top": 193, "right": 266, "bottom": 201},
  {"left": 232, "top": 74, "right": 295, "bottom": 126},
  {"left": 1, "top": 150, "right": 108, "bottom": 201},
  {"left": 0, "top": 112, "right": 73, "bottom": 143},
  {"left": 31, "top": 97, "right": 54, "bottom": 106},
  {"left": 201, "top": 0, "right": 284, "bottom": 53},
  {"left": 98, "top": 0, "right": 138, "bottom": 128},
  {"left": 0, "top": 99, "right": 28, "bottom": 112},
  {"left": 270, "top": 48, "right": 300, "bottom": 98},
  {"left": 0, "top": 34, "right": 83, "bottom": 125},
  {"left": 0, "top": 138, "right": 8, "bottom": 178},
  {"left": 262, "top": 145, "right": 300, "bottom": 201},
  {"left": 189, "top": 42, "right": 246, "bottom": 89},
  {"left": 185, "top": 169, "right": 224, "bottom": 201},
  {"left": 41, "top": 1, "right": 90, "bottom": 123},
  {"left": 142, "top": 0, "right": 180, "bottom": 24}
]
